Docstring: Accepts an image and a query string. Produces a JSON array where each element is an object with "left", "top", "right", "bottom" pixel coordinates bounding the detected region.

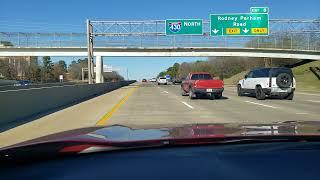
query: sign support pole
[{"left": 87, "top": 19, "right": 94, "bottom": 84}]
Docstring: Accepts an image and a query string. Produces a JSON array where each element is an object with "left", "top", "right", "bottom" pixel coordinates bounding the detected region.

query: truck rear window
[{"left": 191, "top": 74, "right": 212, "bottom": 80}]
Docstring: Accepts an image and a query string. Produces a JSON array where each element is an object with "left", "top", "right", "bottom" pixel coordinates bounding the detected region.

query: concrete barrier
[
  {"left": 0, "top": 80, "right": 135, "bottom": 132},
  {"left": 0, "top": 82, "right": 85, "bottom": 91}
]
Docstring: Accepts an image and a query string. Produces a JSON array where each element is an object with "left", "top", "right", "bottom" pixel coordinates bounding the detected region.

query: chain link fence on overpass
[{"left": 0, "top": 19, "right": 319, "bottom": 51}]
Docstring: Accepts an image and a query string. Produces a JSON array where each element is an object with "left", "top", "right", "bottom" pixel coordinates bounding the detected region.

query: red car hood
[
  {"left": 2, "top": 121, "right": 320, "bottom": 164},
  {"left": 2, "top": 121, "right": 320, "bottom": 151}
]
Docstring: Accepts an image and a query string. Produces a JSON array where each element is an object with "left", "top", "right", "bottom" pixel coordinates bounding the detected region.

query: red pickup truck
[{"left": 181, "top": 72, "right": 224, "bottom": 100}]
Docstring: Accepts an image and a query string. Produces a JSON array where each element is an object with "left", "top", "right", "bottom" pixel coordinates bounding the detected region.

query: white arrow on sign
[
  {"left": 212, "top": 29, "right": 219, "bottom": 34},
  {"left": 243, "top": 28, "right": 249, "bottom": 33}
]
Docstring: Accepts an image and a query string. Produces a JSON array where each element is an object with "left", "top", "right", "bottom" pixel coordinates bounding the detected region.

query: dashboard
[{"left": 1, "top": 142, "right": 319, "bottom": 180}]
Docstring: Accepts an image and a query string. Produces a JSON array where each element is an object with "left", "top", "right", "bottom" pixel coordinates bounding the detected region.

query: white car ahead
[
  {"left": 157, "top": 77, "right": 167, "bottom": 85},
  {"left": 237, "top": 67, "right": 296, "bottom": 100},
  {"left": 149, "top": 78, "right": 157, "bottom": 82}
]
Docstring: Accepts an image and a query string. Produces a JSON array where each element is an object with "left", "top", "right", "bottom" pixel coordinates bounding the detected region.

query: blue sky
[{"left": 1, "top": 0, "right": 319, "bottom": 80}]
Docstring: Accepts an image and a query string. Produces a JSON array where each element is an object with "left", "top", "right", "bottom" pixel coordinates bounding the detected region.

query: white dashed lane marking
[
  {"left": 296, "top": 112, "right": 309, "bottom": 115},
  {"left": 181, "top": 101, "right": 194, "bottom": 109},
  {"left": 244, "top": 101, "right": 279, "bottom": 109}
]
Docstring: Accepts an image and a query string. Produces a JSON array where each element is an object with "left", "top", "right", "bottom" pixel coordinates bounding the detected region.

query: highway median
[{"left": 0, "top": 80, "right": 136, "bottom": 132}]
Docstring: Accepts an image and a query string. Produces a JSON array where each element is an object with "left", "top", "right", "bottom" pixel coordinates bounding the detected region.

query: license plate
[{"left": 206, "top": 89, "right": 213, "bottom": 92}]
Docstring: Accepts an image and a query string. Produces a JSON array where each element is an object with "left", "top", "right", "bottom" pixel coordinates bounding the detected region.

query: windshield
[
  {"left": 191, "top": 74, "right": 212, "bottom": 80},
  {"left": 0, "top": 0, "right": 320, "bottom": 153}
]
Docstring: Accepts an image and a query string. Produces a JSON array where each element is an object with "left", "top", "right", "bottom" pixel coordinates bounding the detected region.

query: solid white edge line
[
  {"left": 307, "top": 100, "right": 320, "bottom": 103},
  {"left": 244, "top": 100, "right": 278, "bottom": 109},
  {"left": 0, "top": 84, "right": 78, "bottom": 93},
  {"left": 296, "top": 92, "right": 320, "bottom": 97},
  {"left": 181, "top": 101, "right": 194, "bottom": 109}
]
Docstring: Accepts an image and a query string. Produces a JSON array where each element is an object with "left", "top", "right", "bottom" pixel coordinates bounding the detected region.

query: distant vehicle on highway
[
  {"left": 13, "top": 80, "right": 32, "bottom": 86},
  {"left": 181, "top": 72, "right": 224, "bottom": 100},
  {"left": 149, "top": 78, "right": 157, "bottom": 82},
  {"left": 237, "top": 67, "right": 296, "bottom": 100},
  {"left": 172, "top": 78, "right": 182, "bottom": 85},
  {"left": 142, "top": 79, "right": 147, "bottom": 82},
  {"left": 157, "top": 77, "right": 167, "bottom": 85}
]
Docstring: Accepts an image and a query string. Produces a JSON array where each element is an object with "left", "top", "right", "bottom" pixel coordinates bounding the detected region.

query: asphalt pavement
[
  {"left": 105, "top": 83, "right": 320, "bottom": 127},
  {"left": 1, "top": 82, "right": 319, "bottom": 148}
]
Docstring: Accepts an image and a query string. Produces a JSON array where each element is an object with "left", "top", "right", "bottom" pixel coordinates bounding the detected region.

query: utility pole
[
  {"left": 87, "top": 19, "right": 93, "bottom": 84},
  {"left": 81, "top": 68, "right": 85, "bottom": 82},
  {"left": 126, "top": 68, "right": 129, "bottom": 80}
]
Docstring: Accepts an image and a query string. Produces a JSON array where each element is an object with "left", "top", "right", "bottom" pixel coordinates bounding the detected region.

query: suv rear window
[
  {"left": 270, "top": 68, "right": 293, "bottom": 77},
  {"left": 254, "top": 69, "right": 270, "bottom": 78},
  {"left": 253, "top": 68, "right": 293, "bottom": 78},
  {"left": 191, "top": 74, "right": 212, "bottom": 80}
]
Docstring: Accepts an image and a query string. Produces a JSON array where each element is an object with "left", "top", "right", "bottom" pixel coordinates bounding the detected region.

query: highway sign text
[
  {"left": 166, "top": 19, "right": 203, "bottom": 35},
  {"left": 210, "top": 13, "right": 269, "bottom": 36},
  {"left": 250, "top": 7, "right": 269, "bottom": 14}
]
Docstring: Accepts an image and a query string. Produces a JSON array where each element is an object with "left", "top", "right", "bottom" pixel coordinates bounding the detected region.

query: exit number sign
[{"left": 250, "top": 7, "right": 269, "bottom": 14}]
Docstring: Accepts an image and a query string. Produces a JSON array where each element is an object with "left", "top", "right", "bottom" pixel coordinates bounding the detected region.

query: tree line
[
  {"left": 68, "top": 58, "right": 124, "bottom": 82},
  {"left": 0, "top": 56, "right": 124, "bottom": 83},
  {"left": 158, "top": 27, "right": 320, "bottom": 80},
  {"left": 0, "top": 56, "right": 67, "bottom": 83},
  {"left": 158, "top": 56, "right": 302, "bottom": 81}
]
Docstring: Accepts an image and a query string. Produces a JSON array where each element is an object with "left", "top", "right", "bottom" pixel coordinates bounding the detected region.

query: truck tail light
[{"left": 194, "top": 80, "right": 198, "bottom": 88}]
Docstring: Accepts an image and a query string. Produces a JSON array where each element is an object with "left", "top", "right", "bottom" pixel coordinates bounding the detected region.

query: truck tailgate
[{"left": 194, "top": 80, "right": 224, "bottom": 89}]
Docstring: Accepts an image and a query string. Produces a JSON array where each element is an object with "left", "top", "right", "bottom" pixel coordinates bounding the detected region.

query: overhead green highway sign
[
  {"left": 165, "top": 19, "right": 203, "bottom": 35},
  {"left": 250, "top": 7, "right": 269, "bottom": 14},
  {"left": 210, "top": 13, "right": 269, "bottom": 36}
]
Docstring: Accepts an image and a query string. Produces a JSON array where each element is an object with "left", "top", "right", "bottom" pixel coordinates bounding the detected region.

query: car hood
[
  {"left": 3, "top": 121, "right": 320, "bottom": 150},
  {"left": 2, "top": 121, "right": 320, "bottom": 163}
]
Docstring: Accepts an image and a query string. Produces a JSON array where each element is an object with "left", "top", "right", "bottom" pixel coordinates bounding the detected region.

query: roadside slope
[
  {"left": 224, "top": 61, "right": 320, "bottom": 91},
  {"left": 292, "top": 61, "right": 320, "bottom": 91}
]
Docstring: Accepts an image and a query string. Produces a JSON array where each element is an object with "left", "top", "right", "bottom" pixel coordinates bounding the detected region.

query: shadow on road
[
  {"left": 242, "top": 94, "right": 289, "bottom": 100},
  {"left": 192, "top": 96, "right": 229, "bottom": 100}
]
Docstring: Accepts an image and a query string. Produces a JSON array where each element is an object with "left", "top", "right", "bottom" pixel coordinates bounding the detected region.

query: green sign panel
[
  {"left": 210, "top": 13, "right": 269, "bottom": 36},
  {"left": 166, "top": 19, "right": 203, "bottom": 35},
  {"left": 250, "top": 7, "right": 269, "bottom": 14}
]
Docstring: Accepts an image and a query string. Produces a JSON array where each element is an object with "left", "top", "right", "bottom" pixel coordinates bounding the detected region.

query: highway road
[
  {"left": 1, "top": 82, "right": 320, "bottom": 148},
  {"left": 105, "top": 83, "right": 320, "bottom": 127}
]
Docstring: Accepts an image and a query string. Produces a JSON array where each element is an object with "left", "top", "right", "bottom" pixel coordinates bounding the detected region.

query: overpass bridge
[
  {"left": 0, "top": 47, "right": 319, "bottom": 60},
  {"left": 0, "top": 19, "right": 319, "bottom": 83}
]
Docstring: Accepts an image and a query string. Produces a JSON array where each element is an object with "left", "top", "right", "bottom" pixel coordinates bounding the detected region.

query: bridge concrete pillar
[{"left": 95, "top": 56, "right": 104, "bottom": 83}]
